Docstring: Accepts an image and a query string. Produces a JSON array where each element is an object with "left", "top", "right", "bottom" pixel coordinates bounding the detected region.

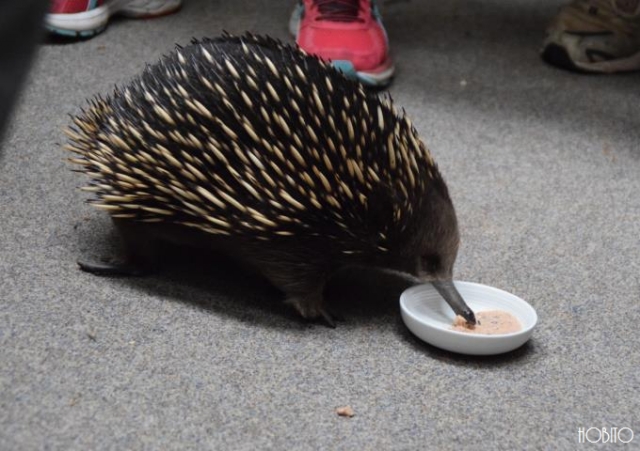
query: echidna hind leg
[{"left": 78, "top": 219, "right": 157, "bottom": 277}]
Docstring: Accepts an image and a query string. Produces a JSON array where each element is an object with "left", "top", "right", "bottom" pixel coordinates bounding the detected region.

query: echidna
[{"left": 66, "top": 33, "right": 476, "bottom": 326}]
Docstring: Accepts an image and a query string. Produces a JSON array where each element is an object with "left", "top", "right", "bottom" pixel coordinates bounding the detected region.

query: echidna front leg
[
  {"left": 286, "top": 288, "right": 336, "bottom": 328},
  {"left": 78, "top": 218, "right": 157, "bottom": 276},
  {"left": 258, "top": 260, "right": 336, "bottom": 327}
]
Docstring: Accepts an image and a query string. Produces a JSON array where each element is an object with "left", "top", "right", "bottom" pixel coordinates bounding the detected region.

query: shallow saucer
[{"left": 400, "top": 281, "right": 537, "bottom": 355}]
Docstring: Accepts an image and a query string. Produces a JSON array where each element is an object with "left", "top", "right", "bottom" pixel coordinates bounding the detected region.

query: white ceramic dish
[{"left": 400, "top": 281, "right": 537, "bottom": 355}]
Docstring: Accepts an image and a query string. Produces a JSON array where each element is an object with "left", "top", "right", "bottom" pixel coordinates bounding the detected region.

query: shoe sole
[
  {"left": 331, "top": 59, "right": 395, "bottom": 87},
  {"left": 46, "top": 0, "right": 182, "bottom": 37},
  {"left": 288, "top": 4, "right": 395, "bottom": 87},
  {"left": 541, "top": 43, "right": 583, "bottom": 72},
  {"left": 541, "top": 40, "right": 640, "bottom": 73}
]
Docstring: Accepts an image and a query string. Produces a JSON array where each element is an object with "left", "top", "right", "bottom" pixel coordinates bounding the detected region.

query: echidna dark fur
[{"left": 66, "top": 32, "right": 475, "bottom": 326}]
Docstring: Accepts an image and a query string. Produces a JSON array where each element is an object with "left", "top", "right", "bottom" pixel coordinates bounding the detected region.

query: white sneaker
[{"left": 46, "top": 0, "right": 182, "bottom": 38}]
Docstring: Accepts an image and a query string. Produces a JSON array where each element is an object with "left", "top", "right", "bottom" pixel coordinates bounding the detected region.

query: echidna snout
[
  {"left": 66, "top": 33, "right": 476, "bottom": 326},
  {"left": 401, "top": 186, "right": 475, "bottom": 325}
]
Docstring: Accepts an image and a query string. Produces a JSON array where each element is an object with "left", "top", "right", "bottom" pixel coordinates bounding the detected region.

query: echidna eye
[{"left": 421, "top": 255, "right": 440, "bottom": 273}]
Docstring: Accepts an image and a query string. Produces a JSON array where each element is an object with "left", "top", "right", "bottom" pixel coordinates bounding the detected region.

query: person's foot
[
  {"left": 46, "top": 0, "right": 182, "bottom": 38},
  {"left": 541, "top": 0, "right": 640, "bottom": 72},
  {"left": 290, "top": 0, "right": 394, "bottom": 87}
]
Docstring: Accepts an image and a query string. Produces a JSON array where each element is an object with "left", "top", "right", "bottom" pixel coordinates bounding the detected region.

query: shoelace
[{"left": 313, "top": 0, "right": 364, "bottom": 23}]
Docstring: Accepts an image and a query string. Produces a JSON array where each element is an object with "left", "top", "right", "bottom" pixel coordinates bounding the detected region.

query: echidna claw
[
  {"left": 321, "top": 310, "right": 337, "bottom": 328},
  {"left": 287, "top": 295, "right": 340, "bottom": 328},
  {"left": 77, "top": 259, "right": 148, "bottom": 277}
]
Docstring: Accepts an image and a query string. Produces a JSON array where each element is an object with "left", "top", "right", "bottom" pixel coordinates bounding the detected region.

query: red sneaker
[
  {"left": 290, "top": 0, "right": 395, "bottom": 86},
  {"left": 46, "top": 0, "right": 182, "bottom": 38}
]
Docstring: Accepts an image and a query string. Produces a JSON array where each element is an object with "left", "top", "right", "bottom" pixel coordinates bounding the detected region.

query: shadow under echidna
[{"left": 65, "top": 33, "right": 476, "bottom": 327}]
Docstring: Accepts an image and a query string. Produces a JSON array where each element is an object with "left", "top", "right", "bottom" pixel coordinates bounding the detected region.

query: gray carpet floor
[{"left": 2, "top": 0, "right": 639, "bottom": 449}]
